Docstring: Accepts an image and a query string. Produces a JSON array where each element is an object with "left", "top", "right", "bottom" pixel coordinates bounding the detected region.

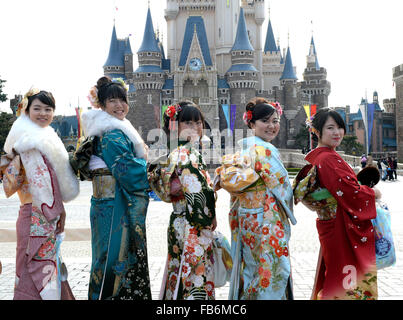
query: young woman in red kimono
[{"left": 293, "top": 108, "right": 381, "bottom": 300}]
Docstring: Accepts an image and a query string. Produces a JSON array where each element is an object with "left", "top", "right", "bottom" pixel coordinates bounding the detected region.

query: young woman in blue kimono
[
  {"left": 148, "top": 101, "right": 218, "bottom": 300},
  {"left": 79, "top": 76, "right": 150, "bottom": 300},
  {"left": 215, "top": 98, "right": 296, "bottom": 300}
]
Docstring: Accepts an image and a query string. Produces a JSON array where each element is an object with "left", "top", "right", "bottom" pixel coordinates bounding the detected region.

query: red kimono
[{"left": 304, "top": 147, "right": 377, "bottom": 300}]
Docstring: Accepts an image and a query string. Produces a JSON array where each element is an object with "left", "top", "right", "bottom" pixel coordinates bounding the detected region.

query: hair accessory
[
  {"left": 16, "top": 87, "right": 41, "bottom": 117},
  {"left": 87, "top": 86, "right": 101, "bottom": 109},
  {"left": 242, "top": 110, "right": 253, "bottom": 125},
  {"left": 111, "top": 77, "right": 129, "bottom": 92},
  {"left": 305, "top": 115, "right": 314, "bottom": 129},
  {"left": 273, "top": 102, "right": 283, "bottom": 116},
  {"left": 165, "top": 104, "right": 182, "bottom": 130}
]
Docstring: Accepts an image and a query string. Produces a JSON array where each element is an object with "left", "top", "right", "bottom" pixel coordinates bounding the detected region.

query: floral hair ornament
[
  {"left": 165, "top": 104, "right": 182, "bottom": 130},
  {"left": 305, "top": 115, "right": 314, "bottom": 129},
  {"left": 111, "top": 77, "right": 129, "bottom": 92},
  {"left": 272, "top": 102, "right": 283, "bottom": 116},
  {"left": 16, "top": 87, "right": 41, "bottom": 117},
  {"left": 242, "top": 110, "right": 253, "bottom": 125},
  {"left": 87, "top": 86, "right": 100, "bottom": 109}
]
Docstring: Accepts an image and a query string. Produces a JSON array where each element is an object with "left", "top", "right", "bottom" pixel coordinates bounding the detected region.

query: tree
[
  {"left": 0, "top": 76, "right": 7, "bottom": 102},
  {"left": 339, "top": 135, "right": 364, "bottom": 156},
  {"left": 0, "top": 112, "right": 13, "bottom": 153}
]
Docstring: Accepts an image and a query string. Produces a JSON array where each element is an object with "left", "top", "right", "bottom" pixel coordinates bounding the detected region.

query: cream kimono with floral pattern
[
  {"left": 148, "top": 142, "right": 216, "bottom": 300},
  {"left": 215, "top": 136, "right": 296, "bottom": 300}
]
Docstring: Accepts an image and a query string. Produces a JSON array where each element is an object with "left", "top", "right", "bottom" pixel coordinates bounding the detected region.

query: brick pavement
[{"left": 1, "top": 179, "right": 403, "bottom": 300}]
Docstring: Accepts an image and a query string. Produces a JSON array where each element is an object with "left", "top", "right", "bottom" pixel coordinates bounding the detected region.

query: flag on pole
[
  {"left": 75, "top": 107, "right": 81, "bottom": 139},
  {"left": 230, "top": 105, "right": 237, "bottom": 134}
]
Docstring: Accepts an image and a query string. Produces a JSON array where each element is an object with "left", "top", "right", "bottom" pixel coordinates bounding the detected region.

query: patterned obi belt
[
  {"left": 91, "top": 168, "right": 116, "bottom": 199},
  {"left": 237, "top": 184, "right": 267, "bottom": 209}
]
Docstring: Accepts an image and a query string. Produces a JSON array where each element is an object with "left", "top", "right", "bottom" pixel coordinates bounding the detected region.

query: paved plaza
[{"left": 1, "top": 178, "right": 403, "bottom": 300}]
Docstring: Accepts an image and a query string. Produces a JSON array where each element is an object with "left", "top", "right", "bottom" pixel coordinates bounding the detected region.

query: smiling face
[
  {"left": 178, "top": 119, "right": 203, "bottom": 142},
  {"left": 27, "top": 98, "right": 55, "bottom": 128},
  {"left": 250, "top": 111, "right": 280, "bottom": 142},
  {"left": 103, "top": 97, "right": 129, "bottom": 120},
  {"left": 316, "top": 116, "right": 345, "bottom": 149}
]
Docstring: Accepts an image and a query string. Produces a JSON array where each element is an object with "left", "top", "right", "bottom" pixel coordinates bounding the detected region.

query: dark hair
[
  {"left": 96, "top": 76, "right": 128, "bottom": 107},
  {"left": 311, "top": 107, "right": 346, "bottom": 138},
  {"left": 26, "top": 91, "right": 56, "bottom": 113},
  {"left": 245, "top": 97, "right": 277, "bottom": 129},
  {"left": 163, "top": 100, "right": 205, "bottom": 138}
]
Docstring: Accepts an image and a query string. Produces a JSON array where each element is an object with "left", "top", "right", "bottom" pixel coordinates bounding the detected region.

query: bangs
[
  {"left": 27, "top": 91, "right": 56, "bottom": 110},
  {"left": 104, "top": 84, "right": 128, "bottom": 103},
  {"left": 178, "top": 105, "right": 203, "bottom": 122}
]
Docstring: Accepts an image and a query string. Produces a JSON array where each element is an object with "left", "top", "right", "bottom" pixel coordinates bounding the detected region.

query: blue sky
[{"left": 0, "top": 0, "right": 402, "bottom": 115}]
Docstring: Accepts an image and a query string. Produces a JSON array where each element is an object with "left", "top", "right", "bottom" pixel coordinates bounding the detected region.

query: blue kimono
[
  {"left": 216, "top": 136, "right": 296, "bottom": 300},
  {"left": 88, "top": 129, "right": 151, "bottom": 300}
]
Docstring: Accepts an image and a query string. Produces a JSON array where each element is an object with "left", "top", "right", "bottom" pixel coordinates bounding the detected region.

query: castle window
[
  {"left": 219, "top": 28, "right": 221, "bottom": 38},
  {"left": 166, "top": 90, "right": 171, "bottom": 94},
  {"left": 147, "top": 52, "right": 152, "bottom": 56},
  {"left": 147, "top": 73, "right": 152, "bottom": 77},
  {"left": 136, "top": 73, "right": 140, "bottom": 78},
  {"left": 147, "top": 94, "right": 152, "bottom": 104},
  {"left": 125, "top": 56, "right": 129, "bottom": 61},
  {"left": 240, "top": 72, "right": 245, "bottom": 76},
  {"left": 240, "top": 51, "right": 245, "bottom": 55}
]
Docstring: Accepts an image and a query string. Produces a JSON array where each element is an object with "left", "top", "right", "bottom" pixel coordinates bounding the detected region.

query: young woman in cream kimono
[
  {"left": 215, "top": 98, "right": 296, "bottom": 300},
  {"left": 0, "top": 89, "right": 79, "bottom": 300}
]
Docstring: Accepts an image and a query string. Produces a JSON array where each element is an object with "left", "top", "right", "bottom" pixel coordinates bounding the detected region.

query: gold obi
[
  {"left": 91, "top": 168, "right": 116, "bottom": 199},
  {"left": 237, "top": 184, "right": 266, "bottom": 209}
]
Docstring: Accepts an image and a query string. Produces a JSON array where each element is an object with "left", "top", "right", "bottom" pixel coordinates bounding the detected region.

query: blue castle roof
[
  {"left": 264, "top": 20, "right": 278, "bottom": 53},
  {"left": 218, "top": 78, "right": 230, "bottom": 89},
  {"left": 231, "top": 8, "right": 254, "bottom": 52},
  {"left": 51, "top": 116, "right": 78, "bottom": 138},
  {"left": 104, "top": 25, "right": 132, "bottom": 67},
  {"left": 227, "top": 64, "right": 258, "bottom": 73},
  {"left": 137, "top": 8, "right": 160, "bottom": 53},
  {"left": 280, "top": 47, "right": 297, "bottom": 80},
  {"left": 179, "top": 16, "right": 213, "bottom": 67},
  {"left": 162, "top": 78, "right": 174, "bottom": 90},
  {"left": 310, "top": 36, "right": 320, "bottom": 70},
  {"left": 134, "top": 65, "right": 163, "bottom": 73}
]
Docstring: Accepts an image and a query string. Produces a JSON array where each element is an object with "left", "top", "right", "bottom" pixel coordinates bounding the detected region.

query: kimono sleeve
[
  {"left": 317, "top": 154, "right": 376, "bottom": 222},
  {"left": 101, "top": 130, "right": 149, "bottom": 192}
]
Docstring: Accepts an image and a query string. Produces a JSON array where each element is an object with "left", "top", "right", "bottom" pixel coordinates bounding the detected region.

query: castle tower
[
  {"left": 103, "top": 24, "right": 132, "bottom": 80},
  {"left": 301, "top": 36, "right": 331, "bottom": 109},
  {"left": 132, "top": 8, "right": 164, "bottom": 139},
  {"left": 279, "top": 46, "right": 299, "bottom": 148},
  {"left": 393, "top": 64, "right": 403, "bottom": 161},
  {"left": 227, "top": 7, "right": 258, "bottom": 132},
  {"left": 262, "top": 17, "right": 283, "bottom": 91},
  {"left": 241, "top": 0, "right": 265, "bottom": 91}
]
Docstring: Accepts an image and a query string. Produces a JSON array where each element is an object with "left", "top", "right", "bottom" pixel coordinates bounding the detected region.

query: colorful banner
[
  {"left": 230, "top": 104, "right": 237, "bottom": 133},
  {"left": 75, "top": 107, "right": 81, "bottom": 139},
  {"left": 367, "top": 103, "right": 375, "bottom": 152},
  {"left": 221, "top": 104, "right": 230, "bottom": 129},
  {"left": 304, "top": 104, "right": 317, "bottom": 119}
]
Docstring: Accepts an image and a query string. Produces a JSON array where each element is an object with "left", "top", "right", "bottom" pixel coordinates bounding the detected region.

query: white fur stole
[{"left": 4, "top": 114, "right": 80, "bottom": 202}]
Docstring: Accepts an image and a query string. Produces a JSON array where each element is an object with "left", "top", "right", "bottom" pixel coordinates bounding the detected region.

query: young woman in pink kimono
[{"left": 0, "top": 89, "right": 79, "bottom": 300}]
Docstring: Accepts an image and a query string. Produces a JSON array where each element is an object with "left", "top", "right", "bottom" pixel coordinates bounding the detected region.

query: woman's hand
[
  {"left": 373, "top": 187, "right": 382, "bottom": 200},
  {"left": 210, "top": 216, "right": 217, "bottom": 231},
  {"left": 56, "top": 209, "right": 66, "bottom": 234}
]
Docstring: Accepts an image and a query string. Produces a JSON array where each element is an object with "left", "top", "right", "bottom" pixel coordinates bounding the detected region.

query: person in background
[{"left": 361, "top": 154, "right": 367, "bottom": 168}]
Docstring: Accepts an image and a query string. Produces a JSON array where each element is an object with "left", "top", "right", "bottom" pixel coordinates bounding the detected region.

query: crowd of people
[{"left": 0, "top": 76, "right": 397, "bottom": 300}]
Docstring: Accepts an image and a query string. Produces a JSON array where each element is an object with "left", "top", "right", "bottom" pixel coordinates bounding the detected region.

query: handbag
[
  {"left": 372, "top": 202, "right": 396, "bottom": 270},
  {"left": 212, "top": 231, "right": 232, "bottom": 288}
]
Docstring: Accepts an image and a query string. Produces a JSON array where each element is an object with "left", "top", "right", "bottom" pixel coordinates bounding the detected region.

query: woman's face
[
  {"left": 103, "top": 97, "right": 128, "bottom": 120},
  {"left": 250, "top": 112, "right": 280, "bottom": 142},
  {"left": 28, "top": 98, "right": 55, "bottom": 128},
  {"left": 178, "top": 119, "right": 203, "bottom": 142},
  {"left": 316, "top": 116, "right": 345, "bottom": 149}
]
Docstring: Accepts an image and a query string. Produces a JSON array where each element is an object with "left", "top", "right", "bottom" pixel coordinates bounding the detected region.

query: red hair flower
[{"left": 243, "top": 110, "right": 253, "bottom": 125}]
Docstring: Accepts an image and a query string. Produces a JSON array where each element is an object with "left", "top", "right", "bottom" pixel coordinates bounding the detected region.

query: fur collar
[
  {"left": 4, "top": 114, "right": 79, "bottom": 202},
  {"left": 81, "top": 109, "right": 146, "bottom": 159}
]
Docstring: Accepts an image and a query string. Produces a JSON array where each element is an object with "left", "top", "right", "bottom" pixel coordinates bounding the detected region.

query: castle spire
[
  {"left": 264, "top": 19, "right": 278, "bottom": 53},
  {"left": 231, "top": 7, "right": 254, "bottom": 51},
  {"left": 104, "top": 24, "right": 123, "bottom": 67},
  {"left": 308, "top": 35, "right": 320, "bottom": 70},
  {"left": 137, "top": 8, "right": 160, "bottom": 53},
  {"left": 280, "top": 46, "right": 297, "bottom": 80}
]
